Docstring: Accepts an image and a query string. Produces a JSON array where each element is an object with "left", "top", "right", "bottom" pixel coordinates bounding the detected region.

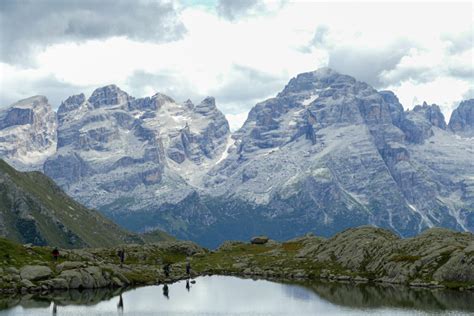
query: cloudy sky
[{"left": 0, "top": 0, "right": 472, "bottom": 130}]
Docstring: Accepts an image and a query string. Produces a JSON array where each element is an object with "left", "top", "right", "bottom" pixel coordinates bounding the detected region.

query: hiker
[
  {"left": 164, "top": 263, "right": 170, "bottom": 278},
  {"left": 186, "top": 261, "right": 191, "bottom": 276},
  {"left": 163, "top": 284, "right": 169, "bottom": 299},
  {"left": 52, "top": 302, "right": 57, "bottom": 315},
  {"left": 117, "top": 249, "right": 125, "bottom": 267},
  {"left": 52, "top": 247, "right": 59, "bottom": 261},
  {"left": 186, "top": 279, "right": 190, "bottom": 292}
]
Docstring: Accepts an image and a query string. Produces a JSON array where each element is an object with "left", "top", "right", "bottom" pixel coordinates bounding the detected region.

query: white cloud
[
  {"left": 0, "top": 1, "right": 472, "bottom": 121},
  {"left": 385, "top": 77, "right": 471, "bottom": 120}
]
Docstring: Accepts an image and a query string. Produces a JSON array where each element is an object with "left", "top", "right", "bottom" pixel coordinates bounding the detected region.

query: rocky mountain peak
[
  {"left": 58, "top": 93, "right": 85, "bottom": 112},
  {"left": 235, "top": 67, "right": 394, "bottom": 155},
  {"left": 151, "top": 92, "right": 175, "bottom": 104},
  {"left": 57, "top": 93, "right": 86, "bottom": 121},
  {"left": 9, "top": 95, "right": 48, "bottom": 108},
  {"left": 0, "top": 96, "right": 48, "bottom": 129},
  {"left": 277, "top": 67, "right": 357, "bottom": 98},
  {"left": 88, "top": 84, "right": 131, "bottom": 108},
  {"left": 449, "top": 99, "right": 474, "bottom": 135},
  {"left": 183, "top": 99, "right": 194, "bottom": 109},
  {"left": 412, "top": 102, "right": 447, "bottom": 130},
  {"left": 130, "top": 92, "right": 176, "bottom": 111},
  {"left": 0, "top": 96, "right": 57, "bottom": 170},
  {"left": 194, "top": 97, "right": 217, "bottom": 115}
]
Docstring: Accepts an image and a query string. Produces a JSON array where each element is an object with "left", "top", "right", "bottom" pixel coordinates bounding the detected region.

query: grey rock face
[
  {"left": 0, "top": 96, "right": 57, "bottom": 170},
  {"left": 449, "top": 99, "right": 474, "bottom": 135}
]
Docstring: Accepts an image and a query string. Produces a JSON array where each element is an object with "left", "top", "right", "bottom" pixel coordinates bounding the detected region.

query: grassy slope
[
  {"left": 141, "top": 229, "right": 176, "bottom": 243},
  {"left": 0, "top": 160, "right": 164, "bottom": 248}
]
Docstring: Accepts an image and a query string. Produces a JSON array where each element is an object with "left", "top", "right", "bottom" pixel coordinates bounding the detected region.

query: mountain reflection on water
[{"left": 0, "top": 276, "right": 472, "bottom": 316}]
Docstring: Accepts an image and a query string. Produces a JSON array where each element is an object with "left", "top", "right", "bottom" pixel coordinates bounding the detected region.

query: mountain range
[{"left": 0, "top": 68, "right": 472, "bottom": 247}]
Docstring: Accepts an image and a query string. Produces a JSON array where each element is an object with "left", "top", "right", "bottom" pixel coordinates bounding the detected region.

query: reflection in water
[
  {"left": 162, "top": 284, "right": 169, "bottom": 300},
  {"left": 0, "top": 276, "right": 472, "bottom": 316},
  {"left": 117, "top": 294, "right": 123, "bottom": 314},
  {"left": 301, "top": 281, "right": 474, "bottom": 312}
]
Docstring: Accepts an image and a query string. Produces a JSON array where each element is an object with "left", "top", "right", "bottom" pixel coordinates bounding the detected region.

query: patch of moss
[
  {"left": 123, "top": 270, "right": 157, "bottom": 284},
  {"left": 282, "top": 241, "right": 303, "bottom": 252},
  {"left": 391, "top": 254, "right": 421, "bottom": 262}
]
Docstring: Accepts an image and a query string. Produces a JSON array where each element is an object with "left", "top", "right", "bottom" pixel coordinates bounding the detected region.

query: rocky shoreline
[{"left": 1, "top": 226, "right": 473, "bottom": 294}]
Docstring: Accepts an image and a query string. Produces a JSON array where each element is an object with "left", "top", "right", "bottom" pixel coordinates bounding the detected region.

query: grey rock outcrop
[{"left": 294, "top": 226, "right": 474, "bottom": 286}]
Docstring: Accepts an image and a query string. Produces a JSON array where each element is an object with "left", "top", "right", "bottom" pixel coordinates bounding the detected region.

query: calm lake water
[{"left": 0, "top": 276, "right": 473, "bottom": 316}]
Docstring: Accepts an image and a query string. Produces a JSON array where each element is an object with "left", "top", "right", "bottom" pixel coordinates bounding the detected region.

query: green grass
[{"left": 0, "top": 237, "right": 51, "bottom": 268}]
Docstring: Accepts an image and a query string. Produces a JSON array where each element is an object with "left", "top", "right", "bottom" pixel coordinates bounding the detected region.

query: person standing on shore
[
  {"left": 117, "top": 249, "right": 125, "bottom": 267},
  {"left": 186, "top": 261, "right": 191, "bottom": 276},
  {"left": 52, "top": 247, "right": 59, "bottom": 262},
  {"left": 164, "top": 263, "right": 170, "bottom": 278}
]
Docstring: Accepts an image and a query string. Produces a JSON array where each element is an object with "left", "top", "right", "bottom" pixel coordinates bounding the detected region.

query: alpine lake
[{"left": 0, "top": 275, "right": 473, "bottom": 316}]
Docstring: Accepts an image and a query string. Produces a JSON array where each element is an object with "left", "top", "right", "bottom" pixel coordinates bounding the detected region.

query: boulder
[
  {"left": 20, "top": 266, "right": 52, "bottom": 281},
  {"left": 56, "top": 261, "right": 85, "bottom": 272},
  {"left": 47, "top": 278, "right": 69, "bottom": 289},
  {"left": 232, "top": 263, "right": 247, "bottom": 270},
  {"left": 59, "top": 270, "right": 83, "bottom": 289},
  {"left": 20, "top": 279, "right": 35, "bottom": 288},
  {"left": 111, "top": 277, "right": 123, "bottom": 287},
  {"left": 251, "top": 236, "right": 269, "bottom": 245},
  {"left": 6, "top": 267, "right": 19, "bottom": 274}
]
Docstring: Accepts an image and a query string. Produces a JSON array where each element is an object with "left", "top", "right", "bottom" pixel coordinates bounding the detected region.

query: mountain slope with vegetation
[{"left": 0, "top": 159, "right": 169, "bottom": 248}]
